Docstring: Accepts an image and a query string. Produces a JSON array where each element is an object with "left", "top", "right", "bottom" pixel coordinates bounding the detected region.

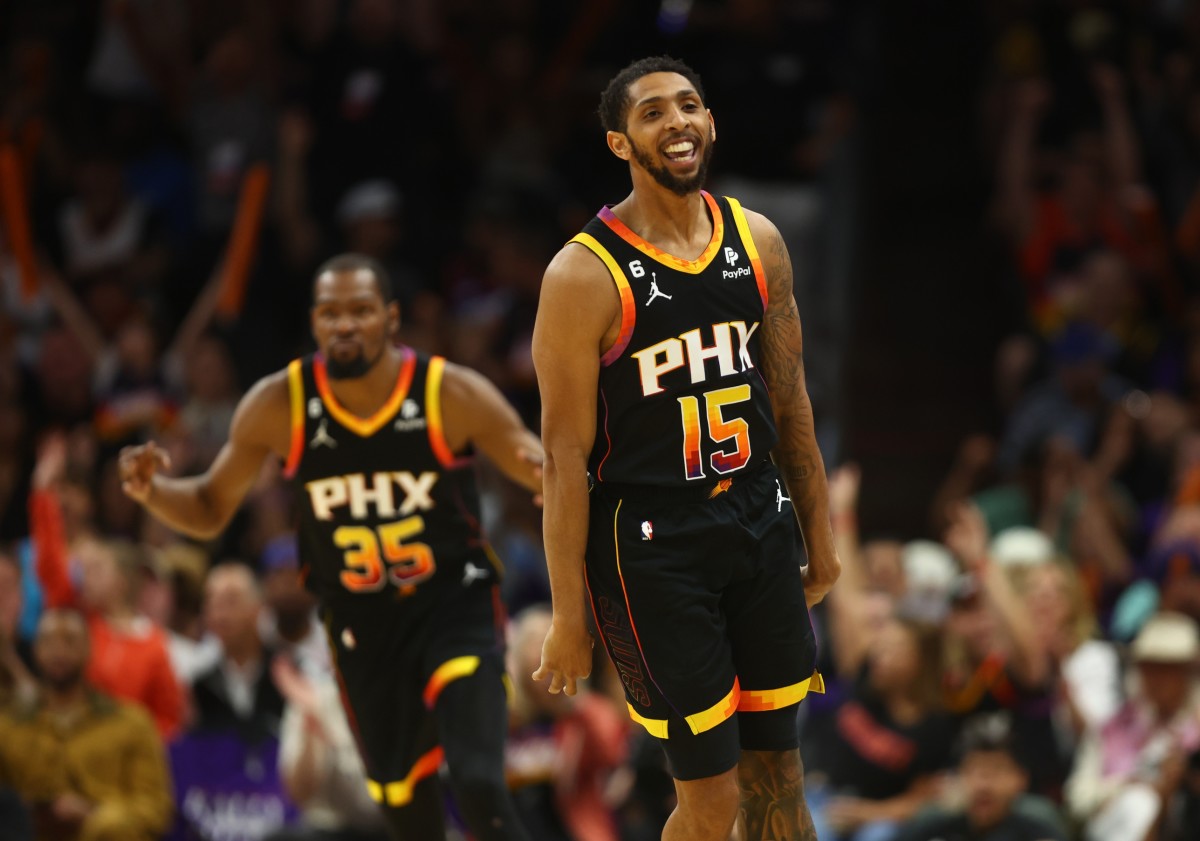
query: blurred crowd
[
  {"left": 8, "top": 1, "right": 1200, "bottom": 841},
  {"left": 0, "top": 1, "right": 853, "bottom": 840}
]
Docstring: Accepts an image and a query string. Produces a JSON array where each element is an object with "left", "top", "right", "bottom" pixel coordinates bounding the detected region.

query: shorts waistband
[{"left": 592, "top": 460, "right": 773, "bottom": 504}]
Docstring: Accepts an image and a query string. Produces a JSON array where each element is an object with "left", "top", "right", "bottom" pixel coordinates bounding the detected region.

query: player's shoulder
[
  {"left": 729, "top": 201, "right": 782, "bottom": 247},
  {"left": 230, "top": 365, "right": 293, "bottom": 444},
  {"left": 542, "top": 237, "right": 617, "bottom": 291}
]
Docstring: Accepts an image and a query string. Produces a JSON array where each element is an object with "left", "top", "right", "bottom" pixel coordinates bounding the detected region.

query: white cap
[
  {"left": 989, "top": 526, "right": 1054, "bottom": 568},
  {"left": 1131, "top": 612, "right": 1200, "bottom": 664},
  {"left": 901, "top": 540, "right": 958, "bottom": 595}
]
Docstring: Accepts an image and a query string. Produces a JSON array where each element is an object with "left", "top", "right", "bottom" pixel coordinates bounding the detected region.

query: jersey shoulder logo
[
  {"left": 723, "top": 246, "right": 739, "bottom": 265},
  {"left": 645, "top": 272, "right": 672, "bottom": 307},
  {"left": 308, "top": 397, "right": 323, "bottom": 418}
]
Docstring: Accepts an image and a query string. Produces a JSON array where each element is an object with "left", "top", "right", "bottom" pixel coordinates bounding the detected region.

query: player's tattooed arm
[
  {"left": 737, "top": 750, "right": 818, "bottom": 841},
  {"left": 751, "top": 213, "right": 840, "bottom": 605}
]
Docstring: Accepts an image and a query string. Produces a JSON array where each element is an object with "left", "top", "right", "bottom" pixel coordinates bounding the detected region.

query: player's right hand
[
  {"left": 118, "top": 441, "right": 171, "bottom": 504},
  {"left": 531, "top": 618, "right": 593, "bottom": 696}
]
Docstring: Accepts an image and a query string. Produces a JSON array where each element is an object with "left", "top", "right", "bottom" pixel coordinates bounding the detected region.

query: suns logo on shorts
[{"left": 641, "top": 520, "right": 653, "bottom": 541}]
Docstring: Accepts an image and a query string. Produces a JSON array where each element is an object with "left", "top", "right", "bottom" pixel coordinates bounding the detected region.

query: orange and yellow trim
[
  {"left": 599, "top": 191, "right": 725, "bottom": 274},
  {"left": 425, "top": 356, "right": 466, "bottom": 467},
  {"left": 366, "top": 746, "right": 445, "bottom": 807},
  {"left": 726, "top": 197, "right": 768, "bottom": 310},
  {"left": 738, "top": 672, "right": 825, "bottom": 713},
  {"left": 283, "top": 359, "right": 305, "bottom": 478},
  {"left": 313, "top": 347, "right": 416, "bottom": 437},
  {"left": 422, "top": 655, "right": 481, "bottom": 709},
  {"left": 570, "top": 233, "right": 636, "bottom": 367},
  {"left": 685, "top": 678, "right": 741, "bottom": 735},
  {"left": 627, "top": 705, "right": 670, "bottom": 739}
]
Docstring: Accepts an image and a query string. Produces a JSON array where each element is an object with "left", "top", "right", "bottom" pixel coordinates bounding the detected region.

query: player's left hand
[
  {"left": 532, "top": 617, "right": 593, "bottom": 696},
  {"left": 517, "top": 446, "right": 544, "bottom": 507}
]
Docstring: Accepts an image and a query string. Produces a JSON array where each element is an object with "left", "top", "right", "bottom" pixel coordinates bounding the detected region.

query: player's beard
[
  {"left": 630, "top": 134, "right": 713, "bottom": 196},
  {"left": 325, "top": 345, "right": 382, "bottom": 380}
]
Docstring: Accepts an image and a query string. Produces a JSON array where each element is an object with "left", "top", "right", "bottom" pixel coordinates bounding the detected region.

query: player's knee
[
  {"left": 445, "top": 756, "right": 507, "bottom": 811},
  {"left": 676, "top": 767, "right": 741, "bottom": 828}
]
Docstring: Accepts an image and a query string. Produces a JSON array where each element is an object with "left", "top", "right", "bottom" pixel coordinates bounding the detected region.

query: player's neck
[
  {"left": 613, "top": 182, "right": 710, "bottom": 256},
  {"left": 324, "top": 345, "right": 404, "bottom": 417}
]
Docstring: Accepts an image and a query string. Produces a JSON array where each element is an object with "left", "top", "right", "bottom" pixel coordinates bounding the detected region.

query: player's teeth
[{"left": 665, "top": 142, "right": 694, "bottom": 154}]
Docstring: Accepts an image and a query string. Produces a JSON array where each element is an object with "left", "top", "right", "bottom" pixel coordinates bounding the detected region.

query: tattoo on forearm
[
  {"left": 737, "top": 750, "right": 816, "bottom": 841},
  {"left": 758, "top": 225, "right": 827, "bottom": 516}
]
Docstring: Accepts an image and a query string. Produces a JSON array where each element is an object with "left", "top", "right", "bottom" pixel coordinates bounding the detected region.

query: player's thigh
[{"left": 725, "top": 480, "right": 819, "bottom": 750}]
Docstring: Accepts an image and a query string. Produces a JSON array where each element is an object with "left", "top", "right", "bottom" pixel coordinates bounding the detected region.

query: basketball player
[
  {"left": 119, "top": 254, "right": 537, "bottom": 841},
  {"left": 531, "top": 56, "right": 840, "bottom": 841}
]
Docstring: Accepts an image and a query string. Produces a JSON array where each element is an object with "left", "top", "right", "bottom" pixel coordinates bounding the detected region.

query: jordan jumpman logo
[{"left": 645, "top": 272, "right": 672, "bottom": 306}]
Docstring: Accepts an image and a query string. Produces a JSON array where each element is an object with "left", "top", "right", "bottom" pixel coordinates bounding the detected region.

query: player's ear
[
  {"left": 708, "top": 110, "right": 716, "bottom": 143},
  {"left": 387, "top": 301, "right": 401, "bottom": 337},
  {"left": 607, "top": 130, "right": 632, "bottom": 161}
]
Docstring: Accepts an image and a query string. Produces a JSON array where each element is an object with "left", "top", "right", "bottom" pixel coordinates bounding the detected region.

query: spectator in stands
[
  {"left": 1066, "top": 611, "right": 1200, "bottom": 841},
  {"left": 810, "top": 468, "right": 956, "bottom": 841},
  {"left": 895, "top": 714, "right": 1067, "bottom": 841},
  {"left": 941, "top": 504, "right": 1065, "bottom": 797},
  {"left": 267, "top": 653, "right": 390, "bottom": 841},
  {"left": 32, "top": 432, "right": 183, "bottom": 738},
  {"left": 0, "top": 548, "right": 34, "bottom": 707},
  {"left": 1016, "top": 559, "right": 1121, "bottom": 739},
  {"left": 192, "top": 563, "right": 284, "bottom": 740},
  {"left": 505, "top": 605, "right": 628, "bottom": 841},
  {"left": 0, "top": 607, "right": 173, "bottom": 841},
  {"left": 258, "top": 534, "right": 329, "bottom": 677}
]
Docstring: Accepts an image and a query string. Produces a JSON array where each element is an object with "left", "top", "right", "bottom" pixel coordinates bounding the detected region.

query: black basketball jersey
[
  {"left": 574, "top": 192, "right": 779, "bottom": 488},
  {"left": 284, "top": 349, "right": 492, "bottom": 610}
]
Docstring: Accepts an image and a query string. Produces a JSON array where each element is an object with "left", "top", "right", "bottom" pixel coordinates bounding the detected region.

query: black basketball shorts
[
  {"left": 322, "top": 570, "right": 508, "bottom": 810},
  {"left": 585, "top": 460, "right": 822, "bottom": 781}
]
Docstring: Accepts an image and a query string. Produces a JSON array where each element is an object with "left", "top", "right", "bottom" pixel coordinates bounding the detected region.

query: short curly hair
[{"left": 598, "top": 56, "right": 706, "bottom": 134}]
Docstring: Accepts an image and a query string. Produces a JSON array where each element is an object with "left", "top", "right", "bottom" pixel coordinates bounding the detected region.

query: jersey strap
[
  {"left": 283, "top": 359, "right": 305, "bottom": 479},
  {"left": 425, "top": 356, "right": 473, "bottom": 469},
  {"left": 725, "top": 196, "right": 768, "bottom": 310},
  {"left": 569, "top": 233, "right": 636, "bottom": 366}
]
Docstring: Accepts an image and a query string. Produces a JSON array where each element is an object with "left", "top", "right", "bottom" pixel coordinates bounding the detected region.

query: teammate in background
[
  {"left": 119, "top": 254, "right": 540, "bottom": 841},
  {"left": 532, "top": 56, "right": 840, "bottom": 841}
]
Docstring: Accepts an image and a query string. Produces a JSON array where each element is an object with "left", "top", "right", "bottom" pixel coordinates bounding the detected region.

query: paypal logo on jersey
[{"left": 722, "top": 246, "right": 753, "bottom": 279}]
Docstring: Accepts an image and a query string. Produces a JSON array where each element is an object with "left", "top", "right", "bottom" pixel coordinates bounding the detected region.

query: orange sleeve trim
[
  {"left": 726, "top": 196, "right": 768, "bottom": 310},
  {"left": 29, "top": 489, "right": 76, "bottom": 608},
  {"left": 366, "top": 746, "right": 445, "bottom": 807},
  {"left": 283, "top": 360, "right": 305, "bottom": 478}
]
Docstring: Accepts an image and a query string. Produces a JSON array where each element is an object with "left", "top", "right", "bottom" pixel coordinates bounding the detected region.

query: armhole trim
[
  {"left": 283, "top": 359, "right": 305, "bottom": 478},
  {"left": 726, "top": 197, "right": 768, "bottom": 311},
  {"left": 426, "top": 356, "right": 468, "bottom": 468},
  {"left": 570, "top": 233, "right": 636, "bottom": 367}
]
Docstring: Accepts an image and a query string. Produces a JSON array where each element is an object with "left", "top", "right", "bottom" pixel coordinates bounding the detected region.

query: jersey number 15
[{"left": 677, "top": 384, "right": 753, "bottom": 480}]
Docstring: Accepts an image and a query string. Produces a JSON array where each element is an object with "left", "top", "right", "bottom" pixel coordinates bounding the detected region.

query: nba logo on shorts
[{"left": 641, "top": 520, "right": 653, "bottom": 541}]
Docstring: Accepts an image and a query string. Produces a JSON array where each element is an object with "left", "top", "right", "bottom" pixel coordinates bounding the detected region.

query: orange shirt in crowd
[{"left": 29, "top": 488, "right": 184, "bottom": 740}]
